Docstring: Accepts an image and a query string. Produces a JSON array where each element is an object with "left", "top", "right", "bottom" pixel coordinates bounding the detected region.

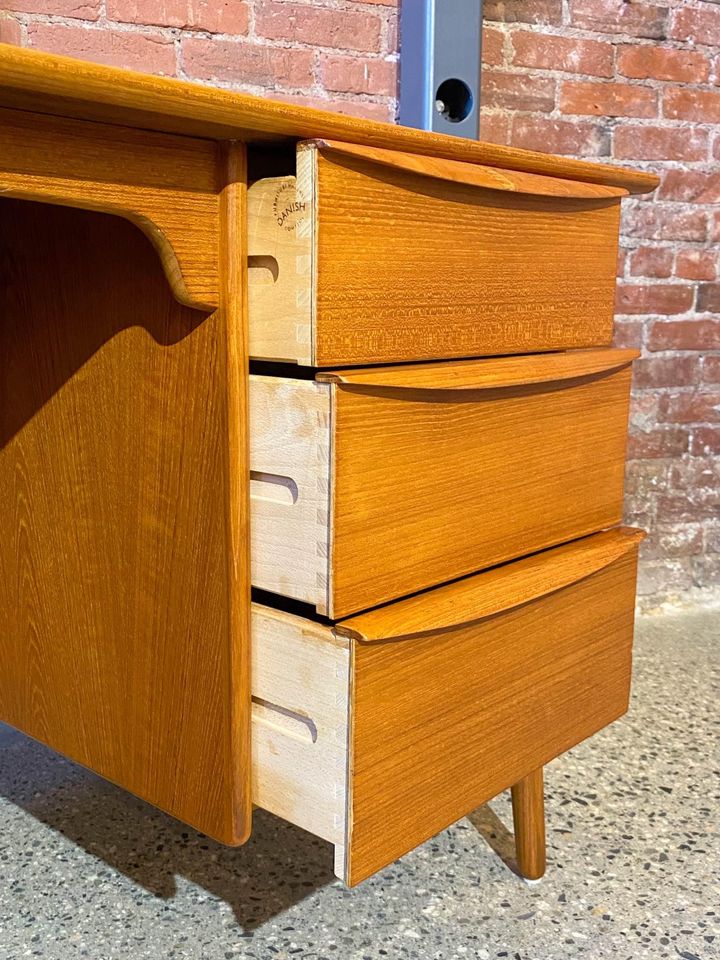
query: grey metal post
[{"left": 399, "top": 0, "right": 483, "bottom": 140}]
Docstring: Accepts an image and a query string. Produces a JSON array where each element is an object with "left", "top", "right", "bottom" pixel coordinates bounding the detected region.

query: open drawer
[
  {"left": 250, "top": 348, "right": 637, "bottom": 618},
  {"left": 247, "top": 139, "right": 626, "bottom": 366},
  {"left": 251, "top": 527, "right": 644, "bottom": 885}
]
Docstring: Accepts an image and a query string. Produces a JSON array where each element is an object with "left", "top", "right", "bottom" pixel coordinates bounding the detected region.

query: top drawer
[{"left": 248, "top": 139, "right": 626, "bottom": 366}]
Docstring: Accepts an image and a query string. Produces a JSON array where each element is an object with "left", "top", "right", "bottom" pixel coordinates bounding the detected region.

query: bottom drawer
[{"left": 252, "top": 527, "right": 642, "bottom": 886}]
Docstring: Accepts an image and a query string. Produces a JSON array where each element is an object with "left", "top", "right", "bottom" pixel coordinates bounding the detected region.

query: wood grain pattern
[
  {"left": 327, "top": 353, "right": 635, "bottom": 617},
  {"left": 0, "top": 45, "right": 659, "bottom": 195},
  {"left": 0, "top": 184, "right": 251, "bottom": 843},
  {"left": 336, "top": 527, "right": 645, "bottom": 641},
  {"left": 308, "top": 139, "right": 629, "bottom": 199},
  {"left": 511, "top": 768, "right": 546, "bottom": 881},
  {"left": 345, "top": 533, "right": 641, "bottom": 885},
  {"left": 308, "top": 144, "right": 624, "bottom": 365},
  {"left": 319, "top": 348, "right": 639, "bottom": 392},
  {"left": 0, "top": 106, "right": 219, "bottom": 309}
]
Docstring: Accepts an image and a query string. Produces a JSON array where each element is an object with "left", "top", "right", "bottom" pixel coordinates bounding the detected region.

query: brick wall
[
  {"left": 1, "top": 0, "right": 718, "bottom": 606},
  {"left": 479, "top": 0, "right": 719, "bottom": 607}
]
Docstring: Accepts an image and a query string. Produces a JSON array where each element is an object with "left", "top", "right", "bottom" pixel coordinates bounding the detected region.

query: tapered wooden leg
[{"left": 511, "top": 767, "right": 546, "bottom": 880}]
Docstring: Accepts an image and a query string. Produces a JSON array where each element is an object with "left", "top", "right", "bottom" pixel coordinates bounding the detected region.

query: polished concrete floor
[{"left": 0, "top": 608, "right": 717, "bottom": 960}]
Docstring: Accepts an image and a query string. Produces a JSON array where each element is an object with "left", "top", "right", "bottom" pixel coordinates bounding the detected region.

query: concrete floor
[{"left": 0, "top": 608, "right": 717, "bottom": 960}]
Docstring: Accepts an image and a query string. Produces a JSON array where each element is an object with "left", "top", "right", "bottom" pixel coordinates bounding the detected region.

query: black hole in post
[{"left": 435, "top": 78, "right": 473, "bottom": 123}]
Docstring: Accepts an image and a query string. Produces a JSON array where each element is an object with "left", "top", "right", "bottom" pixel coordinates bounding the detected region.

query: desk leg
[{"left": 511, "top": 767, "right": 546, "bottom": 880}]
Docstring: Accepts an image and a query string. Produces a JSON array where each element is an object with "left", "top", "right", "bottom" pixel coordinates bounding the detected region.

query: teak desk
[{"left": 0, "top": 45, "right": 658, "bottom": 886}]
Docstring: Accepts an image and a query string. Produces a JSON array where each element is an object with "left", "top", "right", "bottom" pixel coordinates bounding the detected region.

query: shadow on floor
[{"left": 0, "top": 723, "right": 335, "bottom": 930}]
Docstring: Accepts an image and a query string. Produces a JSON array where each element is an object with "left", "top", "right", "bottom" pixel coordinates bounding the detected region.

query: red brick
[
  {"left": 615, "top": 283, "right": 694, "bottom": 316},
  {"left": 107, "top": 0, "right": 247, "bottom": 33},
  {"left": 319, "top": 55, "right": 396, "bottom": 96},
  {"left": 658, "top": 490, "right": 720, "bottom": 523},
  {"left": 657, "top": 170, "right": 720, "bottom": 204},
  {"left": 255, "top": 2, "right": 381, "bottom": 53},
  {"left": 642, "top": 524, "right": 704, "bottom": 560},
  {"left": 712, "top": 212, "right": 720, "bottom": 244},
  {"left": 484, "top": 0, "right": 562, "bottom": 24},
  {"left": 627, "top": 426, "right": 689, "bottom": 459},
  {"left": 182, "top": 38, "right": 312, "bottom": 87},
  {"left": 633, "top": 355, "right": 700, "bottom": 389},
  {"left": 675, "top": 250, "right": 716, "bottom": 282},
  {"left": 613, "top": 124, "right": 708, "bottom": 161},
  {"left": 669, "top": 459, "right": 720, "bottom": 492},
  {"left": 613, "top": 319, "right": 644, "bottom": 349},
  {"left": 659, "top": 391, "right": 720, "bottom": 424},
  {"left": 690, "top": 426, "right": 720, "bottom": 455},
  {"left": 482, "top": 71, "right": 555, "bottom": 113},
  {"left": 629, "top": 245, "right": 673, "bottom": 279},
  {"left": 618, "top": 44, "right": 709, "bottom": 84},
  {"left": 510, "top": 31, "right": 613, "bottom": 77},
  {"left": 27, "top": 23, "right": 176, "bottom": 74},
  {"left": 636, "top": 558, "right": 693, "bottom": 598},
  {"left": 703, "top": 356, "right": 720, "bottom": 384},
  {"left": 649, "top": 320, "right": 720, "bottom": 351},
  {"left": 4, "top": 0, "right": 100, "bottom": 18},
  {"left": 692, "top": 554, "right": 720, "bottom": 588},
  {"left": 0, "top": 16, "right": 21, "bottom": 44},
  {"left": 570, "top": 0, "right": 669, "bottom": 39},
  {"left": 510, "top": 115, "right": 609, "bottom": 156},
  {"left": 479, "top": 111, "right": 511, "bottom": 145},
  {"left": 483, "top": 26, "right": 504, "bottom": 67},
  {"left": 560, "top": 79, "right": 657, "bottom": 118},
  {"left": 697, "top": 283, "right": 720, "bottom": 314},
  {"left": 671, "top": 5, "right": 720, "bottom": 46},
  {"left": 664, "top": 86, "right": 720, "bottom": 124},
  {"left": 622, "top": 204, "right": 707, "bottom": 243},
  {"left": 275, "top": 91, "right": 393, "bottom": 122}
]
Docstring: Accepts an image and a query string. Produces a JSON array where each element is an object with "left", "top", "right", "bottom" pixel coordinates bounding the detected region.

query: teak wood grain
[
  {"left": 0, "top": 106, "right": 219, "bottom": 309},
  {"left": 511, "top": 768, "right": 546, "bottom": 881},
  {"left": 309, "top": 139, "right": 629, "bottom": 199},
  {"left": 327, "top": 351, "right": 636, "bottom": 617},
  {"left": 0, "top": 146, "right": 252, "bottom": 844},
  {"left": 343, "top": 529, "right": 642, "bottom": 885},
  {"left": 0, "top": 45, "right": 659, "bottom": 195}
]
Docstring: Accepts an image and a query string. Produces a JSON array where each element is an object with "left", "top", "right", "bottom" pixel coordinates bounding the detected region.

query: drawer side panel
[
  {"left": 345, "top": 547, "right": 640, "bottom": 885},
  {"left": 249, "top": 376, "right": 331, "bottom": 611},
  {"left": 251, "top": 605, "right": 349, "bottom": 845}
]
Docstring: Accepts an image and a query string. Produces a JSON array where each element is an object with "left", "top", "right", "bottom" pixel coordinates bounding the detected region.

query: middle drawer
[{"left": 250, "top": 348, "right": 637, "bottom": 619}]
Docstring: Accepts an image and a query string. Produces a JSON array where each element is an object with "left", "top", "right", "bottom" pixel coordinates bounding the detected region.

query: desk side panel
[{"left": 0, "top": 193, "right": 250, "bottom": 843}]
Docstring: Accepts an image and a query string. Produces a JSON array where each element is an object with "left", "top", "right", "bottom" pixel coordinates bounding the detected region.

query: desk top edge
[{"left": 0, "top": 45, "right": 658, "bottom": 195}]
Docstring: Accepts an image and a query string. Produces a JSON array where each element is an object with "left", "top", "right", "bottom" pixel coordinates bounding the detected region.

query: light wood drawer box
[
  {"left": 251, "top": 527, "right": 643, "bottom": 886},
  {"left": 250, "top": 348, "right": 637, "bottom": 618},
  {"left": 247, "top": 139, "right": 626, "bottom": 366}
]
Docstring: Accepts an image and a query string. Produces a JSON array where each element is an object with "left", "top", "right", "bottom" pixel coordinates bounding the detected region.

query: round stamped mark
[{"left": 272, "top": 181, "right": 307, "bottom": 232}]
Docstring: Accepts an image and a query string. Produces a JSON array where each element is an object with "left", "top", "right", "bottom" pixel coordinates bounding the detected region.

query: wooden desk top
[{"left": 0, "top": 44, "right": 658, "bottom": 195}]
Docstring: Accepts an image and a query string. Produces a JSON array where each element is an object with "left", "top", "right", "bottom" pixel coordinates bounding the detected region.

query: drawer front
[
  {"left": 251, "top": 529, "right": 642, "bottom": 886},
  {"left": 248, "top": 140, "right": 625, "bottom": 366},
  {"left": 339, "top": 528, "right": 643, "bottom": 885}
]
